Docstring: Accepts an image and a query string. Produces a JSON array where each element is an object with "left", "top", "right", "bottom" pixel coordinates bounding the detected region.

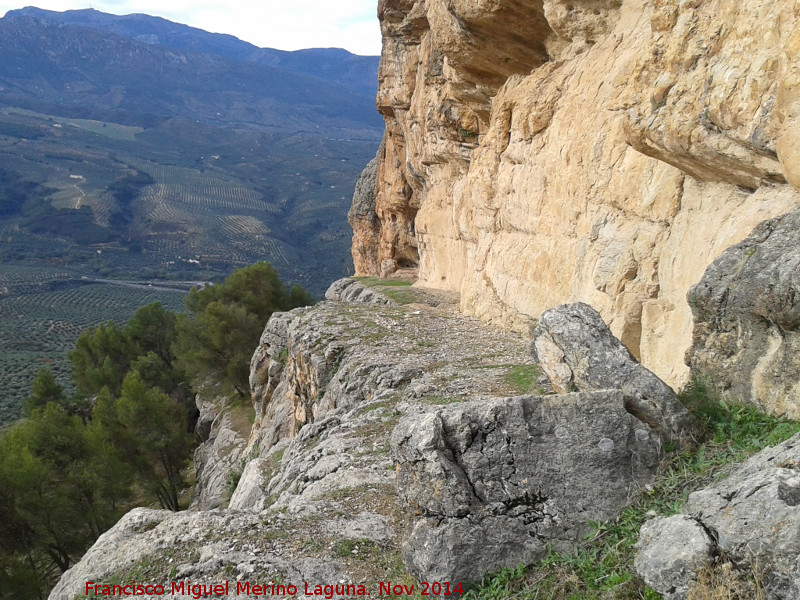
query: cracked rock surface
[
  {"left": 635, "top": 433, "right": 800, "bottom": 600},
  {"left": 532, "top": 302, "right": 701, "bottom": 448},
  {"left": 392, "top": 390, "right": 661, "bottom": 582},
  {"left": 688, "top": 205, "right": 800, "bottom": 419},
  {"left": 50, "top": 280, "right": 541, "bottom": 599}
]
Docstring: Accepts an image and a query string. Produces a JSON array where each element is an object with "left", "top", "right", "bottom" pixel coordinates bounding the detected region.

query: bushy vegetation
[
  {"left": 0, "top": 262, "right": 312, "bottom": 599},
  {"left": 107, "top": 170, "right": 154, "bottom": 239},
  {"left": 173, "top": 262, "right": 312, "bottom": 396},
  {"left": 462, "top": 378, "right": 800, "bottom": 600},
  {"left": 0, "top": 167, "right": 41, "bottom": 216},
  {"left": 0, "top": 277, "right": 187, "bottom": 425},
  {"left": 21, "top": 198, "right": 116, "bottom": 244}
]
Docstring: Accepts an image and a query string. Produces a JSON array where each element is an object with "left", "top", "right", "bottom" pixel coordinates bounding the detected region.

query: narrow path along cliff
[
  {"left": 49, "top": 277, "right": 682, "bottom": 598},
  {"left": 50, "top": 279, "right": 541, "bottom": 597},
  {"left": 354, "top": 0, "right": 800, "bottom": 403}
]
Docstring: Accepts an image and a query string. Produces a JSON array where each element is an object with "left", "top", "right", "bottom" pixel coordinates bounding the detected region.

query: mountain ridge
[
  {"left": 0, "top": 14, "right": 382, "bottom": 131},
  {"left": 5, "top": 6, "right": 380, "bottom": 94}
]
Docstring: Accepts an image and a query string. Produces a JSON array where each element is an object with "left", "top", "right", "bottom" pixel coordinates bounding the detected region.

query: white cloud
[{"left": 0, "top": 0, "right": 382, "bottom": 55}]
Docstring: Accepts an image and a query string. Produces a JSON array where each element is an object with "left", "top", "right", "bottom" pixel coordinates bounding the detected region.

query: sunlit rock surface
[{"left": 355, "top": 0, "right": 800, "bottom": 393}]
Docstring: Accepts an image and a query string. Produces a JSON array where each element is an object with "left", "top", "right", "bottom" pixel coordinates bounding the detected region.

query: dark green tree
[
  {"left": 69, "top": 322, "right": 132, "bottom": 397},
  {"left": 23, "top": 369, "right": 65, "bottom": 416},
  {"left": 289, "top": 284, "right": 314, "bottom": 308},
  {"left": 174, "top": 262, "right": 312, "bottom": 396},
  {"left": 126, "top": 302, "right": 179, "bottom": 364},
  {"left": 68, "top": 302, "right": 187, "bottom": 401},
  {"left": 0, "top": 403, "right": 132, "bottom": 585},
  {"left": 115, "top": 373, "right": 194, "bottom": 511}
]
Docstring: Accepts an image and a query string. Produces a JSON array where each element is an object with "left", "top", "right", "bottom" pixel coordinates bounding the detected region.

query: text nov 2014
[{"left": 84, "top": 580, "right": 466, "bottom": 598}]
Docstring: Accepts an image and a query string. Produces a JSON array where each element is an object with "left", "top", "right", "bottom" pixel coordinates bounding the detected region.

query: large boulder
[
  {"left": 635, "top": 433, "right": 800, "bottom": 600},
  {"left": 391, "top": 390, "right": 661, "bottom": 583},
  {"left": 688, "top": 206, "right": 800, "bottom": 419},
  {"left": 532, "top": 303, "right": 701, "bottom": 448}
]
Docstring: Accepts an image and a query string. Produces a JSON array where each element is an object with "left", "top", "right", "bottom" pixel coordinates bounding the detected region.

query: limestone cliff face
[
  {"left": 348, "top": 148, "right": 382, "bottom": 276},
  {"left": 357, "top": 0, "right": 800, "bottom": 389}
]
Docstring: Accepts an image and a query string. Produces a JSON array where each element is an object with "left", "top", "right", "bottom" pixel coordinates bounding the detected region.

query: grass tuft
[
  {"left": 503, "top": 365, "right": 542, "bottom": 395},
  {"left": 688, "top": 558, "right": 766, "bottom": 600}
]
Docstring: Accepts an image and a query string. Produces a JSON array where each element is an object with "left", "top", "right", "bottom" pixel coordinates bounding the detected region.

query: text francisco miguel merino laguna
[{"left": 85, "top": 580, "right": 466, "bottom": 598}]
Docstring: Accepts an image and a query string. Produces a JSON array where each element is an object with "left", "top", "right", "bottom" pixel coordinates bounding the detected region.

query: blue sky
[{"left": 0, "top": 1, "right": 382, "bottom": 55}]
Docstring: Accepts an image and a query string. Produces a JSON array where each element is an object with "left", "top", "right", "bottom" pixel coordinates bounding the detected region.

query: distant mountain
[
  {"left": 0, "top": 12, "right": 382, "bottom": 132},
  {"left": 0, "top": 7, "right": 384, "bottom": 284},
  {"left": 0, "top": 7, "right": 383, "bottom": 418},
  {"left": 6, "top": 7, "right": 380, "bottom": 94}
]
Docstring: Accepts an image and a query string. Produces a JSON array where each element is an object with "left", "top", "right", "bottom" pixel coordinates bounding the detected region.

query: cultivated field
[{"left": 0, "top": 266, "right": 187, "bottom": 424}]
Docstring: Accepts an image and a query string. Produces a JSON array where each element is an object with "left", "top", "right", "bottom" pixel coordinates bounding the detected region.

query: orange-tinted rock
[{"left": 359, "top": 0, "right": 800, "bottom": 389}]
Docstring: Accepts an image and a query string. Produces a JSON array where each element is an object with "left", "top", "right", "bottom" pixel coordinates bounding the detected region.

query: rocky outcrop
[
  {"left": 532, "top": 303, "right": 701, "bottom": 448},
  {"left": 48, "top": 508, "right": 346, "bottom": 600},
  {"left": 323, "top": 277, "right": 390, "bottom": 304},
  {"left": 355, "top": 0, "right": 800, "bottom": 390},
  {"left": 49, "top": 281, "right": 546, "bottom": 598},
  {"left": 688, "top": 206, "right": 800, "bottom": 419},
  {"left": 248, "top": 309, "right": 298, "bottom": 420},
  {"left": 52, "top": 280, "right": 703, "bottom": 597},
  {"left": 392, "top": 390, "right": 661, "bottom": 583},
  {"left": 635, "top": 433, "right": 800, "bottom": 600},
  {"left": 190, "top": 392, "right": 248, "bottom": 510},
  {"left": 348, "top": 146, "right": 382, "bottom": 276}
]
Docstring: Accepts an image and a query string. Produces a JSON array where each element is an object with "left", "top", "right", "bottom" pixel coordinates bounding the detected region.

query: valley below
[{"left": 0, "top": 7, "right": 382, "bottom": 421}]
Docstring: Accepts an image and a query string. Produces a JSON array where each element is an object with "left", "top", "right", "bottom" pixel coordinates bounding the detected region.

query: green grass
[
  {"left": 382, "top": 288, "right": 417, "bottom": 304},
  {"left": 427, "top": 396, "right": 464, "bottom": 405},
  {"left": 353, "top": 277, "right": 413, "bottom": 288},
  {"left": 225, "top": 460, "right": 246, "bottom": 498},
  {"left": 352, "top": 277, "right": 417, "bottom": 304},
  {"left": 503, "top": 365, "right": 542, "bottom": 394},
  {"left": 462, "top": 377, "right": 800, "bottom": 600}
]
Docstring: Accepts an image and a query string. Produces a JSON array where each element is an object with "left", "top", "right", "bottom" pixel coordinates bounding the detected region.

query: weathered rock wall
[
  {"left": 348, "top": 147, "right": 383, "bottom": 276},
  {"left": 190, "top": 392, "right": 248, "bottom": 510},
  {"left": 356, "top": 0, "right": 800, "bottom": 390}
]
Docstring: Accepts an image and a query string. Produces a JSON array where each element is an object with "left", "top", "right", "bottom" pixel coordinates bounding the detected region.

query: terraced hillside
[
  {"left": 0, "top": 265, "right": 189, "bottom": 423},
  {"left": 0, "top": 9, "right": 382, "bottom": 422}
]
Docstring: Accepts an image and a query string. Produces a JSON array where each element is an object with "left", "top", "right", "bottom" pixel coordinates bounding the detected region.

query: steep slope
[
  {"left": 354, "top": 0, "right": 800, "bottom": 393},
  {"left": 49, "top": 281, "right": 670, "bottom": 597}
]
